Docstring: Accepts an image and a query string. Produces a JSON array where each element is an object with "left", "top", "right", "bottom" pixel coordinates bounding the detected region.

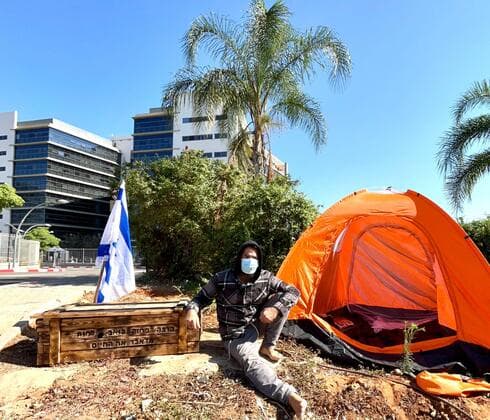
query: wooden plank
[
  {"left": 37, "top": 353, "right": 50, "bottom": 367},
  {"left": 60, "top": 343, "right": 183, "bottom": 363},
  {"left": 187, "top": 340, "right": 199, "bottom": 353},
  {"left": 61, "top": 333, "right": 179, "bottom": 351},
  {"left": 49, "top": 318, "right": 61, "bottom": 366},
  {"left": 37, "top": 301, "right": 200, "bottom": 365},
  {"left": 37, "top": 340, "right": 44, "bottom": 366},
  {"left": 186, "top": 327, "right": 200, "bottom": 342},
  {"left": 61, "top": 323, "right": 179, "bottom": 341},
  {"left": 40, "top": 301, "right": 188, "bottom": 319},
  {"left": 62, "top": 301, "right": 186, "bottom": 311},
  {"left": 36, "top": 318, "right": 48, "bottom": 328},
  {"left": 40, "top": 309, "right": 181, "bottom": 319},
  {"left": 60, "top": 315, "right": 178, "bottom": 330},
  {"left": 177, "top": 310, "right": 187, "bottom": 354}
]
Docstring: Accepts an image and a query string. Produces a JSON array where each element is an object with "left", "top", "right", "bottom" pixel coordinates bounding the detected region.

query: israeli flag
[{"left": 95, "top": 181, "right": 135, "bottom": 303}]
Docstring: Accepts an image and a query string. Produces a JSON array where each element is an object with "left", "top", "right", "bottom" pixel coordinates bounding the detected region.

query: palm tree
[
  {"left": 163, "top": 0, "right": 351, "bottom": 176},
  {"left": 439, "top": 80, "right": 490, "bottom": 211}
]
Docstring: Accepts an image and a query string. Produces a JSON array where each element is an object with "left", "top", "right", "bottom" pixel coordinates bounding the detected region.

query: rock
[
  {"left": 141, "top": 398, "right": 153, "bottom": 412},
  {"left": 197, "top": 374, "right": 209, "bottom": 384}
]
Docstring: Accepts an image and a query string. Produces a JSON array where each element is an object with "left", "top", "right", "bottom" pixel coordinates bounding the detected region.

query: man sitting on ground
[{"left": 185, "top": 240, "right": 307, "bottom": 418}]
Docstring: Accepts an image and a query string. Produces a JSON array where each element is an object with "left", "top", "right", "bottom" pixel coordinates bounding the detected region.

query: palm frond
[
  {"left": 162, "top": 68, "right": 197, "bottom": 109},
  {"left": 183, "top": 13, "right": 246, "bottom": 68},
  {"left": 453, "top": 80, "right": 490, "bottom": 125},
  {"left": 438, "top": 115, "right": 490, "bottom": 175},
  {"left": 228, "top": 124, "right": 254, "bottom": 173},
  {"left": 269, "top": 26, "right": 351, "bottom": 90},
  {"left": 271, "top": 91, "right": 327, "bottom": 150},
  {"left": 163, "top": 67, "right": 244, "bottom": 117},
  {"left": 163, "top": 1, "right": 351, "bottom": 177},
  {"left": 247, "top": 0, "right": 291, "bottom": 62},
  {"left": 445, "top": 148, "right": 490, "bottom": 211}
]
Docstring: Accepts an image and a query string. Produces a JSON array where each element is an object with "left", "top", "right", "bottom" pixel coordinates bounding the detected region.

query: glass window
[
  {"left": 20, "top": 192, "right": 110, "bottom": 214},
  {"left": 133, "top": 133, "right": 173, "bottom": 151},
  {"left": 14, "top": 160, "right": 113, "bottom": 186},
  {"left": 202, "top": 152, "right": 213, "bottom": 158},
  {"left": 182, "top": 115, "right": 227, "bottom": 123},
  {"left": 182, "top": 134, "right": 213, "bottom": 141},
  {"left": 134, "top": 116, "right": 173, "bottom": 133},
  {"left": 14, "top": 161, "right": 48, "bottom": 175},
  {"left": 214, "top": 133, "right": 227, "bottom": 139},
  {"left": 14, "top": 144, "right": 48, "bottom": 159},
  {"left": 182, "top": 116, "right": 210, "bottom": 123},
  {"left": 0, "top": 167, "right": 5, "bottom": 171},
  {"left": 15, "top": 128, "right": 49, "bottom": 143},
  {"left": 0, "top": 135, "right": 8, "bottom": 140},
  {"left": 16, "top": 128, "right": 119, "bottom": 162},
  {"left": 214, "top": 151, "right": 228, "bottom": 158},
  {"left": 48, "top": 145, "right": 118, "bottom": 175},
  {"left": 10, "top": 208, "right": 46, "bottom": 225},
  {"left": 131, "top": 150, "right": 172, "bottom": 163},
  {"left": 13, "top": 176, "right": 110, "bottom": 198},
  {"left": 49, "top": 128, "right": 119, "bottom": 162},
  {"left": 13, "top": 176, "right": 47, "bottom": 191},
  {"left": 0, "top": 151, "right": 6, "bottom": 156}
]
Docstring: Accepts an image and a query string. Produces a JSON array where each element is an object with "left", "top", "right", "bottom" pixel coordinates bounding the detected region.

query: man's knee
[{"left": 229, "top": 340, "right": 257, "bottom": 365}]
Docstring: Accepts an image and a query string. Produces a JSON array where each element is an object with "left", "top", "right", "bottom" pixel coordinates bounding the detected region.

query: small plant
[{"left": 400, "top": 322, "right": 425, "bottom": 375}]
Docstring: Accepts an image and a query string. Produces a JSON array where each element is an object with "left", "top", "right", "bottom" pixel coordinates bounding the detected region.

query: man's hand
[
  {"left": 185, "top": 308, "right": 200, "bottom": 330},
  {"left": 260, "top": 307, "right": 279, "bottom": 324}
]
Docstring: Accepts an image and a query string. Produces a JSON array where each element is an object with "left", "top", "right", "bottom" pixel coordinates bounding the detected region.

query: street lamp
[
  {"left": 22, "top": 223, "right": 52, "bottom": 239},
  {"left": 13, "top": 199, "right": 69, "bottom": 269}
]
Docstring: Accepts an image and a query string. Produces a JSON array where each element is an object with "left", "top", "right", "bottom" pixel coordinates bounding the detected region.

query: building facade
[
  {"left": 0, "top": 112, "right": 120, "bottom": 240},
  {"left": 0, "top": 111, "right": 18, "bottom": 227},
  {"left": 115, "top": 101, "right": 285, "bottom": 175},
  {"left": 0, "top": 103, "right": 286, "bottom": 245}
]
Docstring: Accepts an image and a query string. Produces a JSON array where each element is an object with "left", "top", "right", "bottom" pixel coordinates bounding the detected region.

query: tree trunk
[
  {"left": 266, "top": 138, "right": 273, "bottom": 182},
  {"left": 252, "top": 129, "right": 261, "bottom": 175}
]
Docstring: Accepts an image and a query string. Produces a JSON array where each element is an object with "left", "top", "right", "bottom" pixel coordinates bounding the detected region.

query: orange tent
[{"left": 278, "top": 189, "right": 490, "bottom": 374}]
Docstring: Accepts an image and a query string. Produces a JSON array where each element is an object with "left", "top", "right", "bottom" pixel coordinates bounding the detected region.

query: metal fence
[
  {"left": 40, "top": 248, "right": 97, "bottom": 266},
  {"left": 40, "top": 248, "right": 141, "bottom": 266},
  {"left": 0, "top": 233, "right": 40, "bottom": 268}
]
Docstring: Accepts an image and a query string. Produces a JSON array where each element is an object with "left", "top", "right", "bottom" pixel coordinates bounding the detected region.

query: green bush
[
  {"left": 24, "top": 227, "right": 60, "bottom": 251},
  {"left": 125, "top": 152, "right": 318, "bottom": 285},
  {"left": 216, "top": 176, "right": 318, "bottom": 273},
  {"left": 459, "top": 217, "right": 490, "bottom": 261}
]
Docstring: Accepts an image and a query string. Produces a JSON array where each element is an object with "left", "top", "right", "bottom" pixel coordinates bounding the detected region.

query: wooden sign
[{"left": 35, "top": 301, "right": 200, "bottom": 366}]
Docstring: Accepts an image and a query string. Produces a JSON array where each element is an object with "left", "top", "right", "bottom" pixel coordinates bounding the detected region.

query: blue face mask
[{"left": 241, "top": 257, "right": 259, "bottom": 275}]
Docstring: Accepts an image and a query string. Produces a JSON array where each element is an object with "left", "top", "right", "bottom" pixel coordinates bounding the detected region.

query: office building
[
  {"left": 0, "top": 111, "right": 120, "bottom": 239},
  {"left": 0, "top": 102, "right": 286, "bottom": 243},
  {"left": 114, "top": 101, "right": 286, "bottom": 176}
]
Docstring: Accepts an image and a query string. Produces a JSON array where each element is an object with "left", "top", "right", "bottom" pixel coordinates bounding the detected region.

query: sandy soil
[{"left": 0, "top": 287, "right": 488, "bottom": 419}]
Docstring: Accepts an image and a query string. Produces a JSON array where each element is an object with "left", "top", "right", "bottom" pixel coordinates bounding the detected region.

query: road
[{"left": 0, "top": 268, "right": 145, "bottom": 350}]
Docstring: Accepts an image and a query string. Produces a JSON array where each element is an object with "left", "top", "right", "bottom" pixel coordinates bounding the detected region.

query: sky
[{"left": 0, "top": 0, "right": 488, "bottom": 220}]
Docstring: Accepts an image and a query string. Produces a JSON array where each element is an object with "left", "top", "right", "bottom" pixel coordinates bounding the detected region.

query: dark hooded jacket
[{"left": 187, "top": 241, "right": 300, "bottom": 340}]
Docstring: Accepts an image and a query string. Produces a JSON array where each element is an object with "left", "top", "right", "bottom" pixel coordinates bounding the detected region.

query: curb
[{"left": 0, "top": 268, "right": 66, "bottom": 275}]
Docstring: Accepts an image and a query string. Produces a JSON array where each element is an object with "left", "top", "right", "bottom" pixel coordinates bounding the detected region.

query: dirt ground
[{"left": 0, "top": 286, "right": 489, "bottom": 419}]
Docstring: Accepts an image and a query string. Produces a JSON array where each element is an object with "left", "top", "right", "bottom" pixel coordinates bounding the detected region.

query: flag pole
[{"left": 93, "top": 263, "right": 106, "bottom": 304}]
